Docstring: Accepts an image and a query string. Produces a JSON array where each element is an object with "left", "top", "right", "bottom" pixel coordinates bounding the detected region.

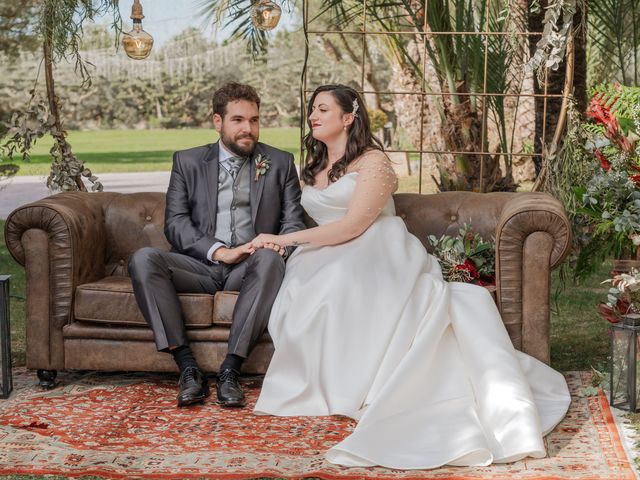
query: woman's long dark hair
[{"left": 302, "top": 84, "right": 384, "bottom": 186}]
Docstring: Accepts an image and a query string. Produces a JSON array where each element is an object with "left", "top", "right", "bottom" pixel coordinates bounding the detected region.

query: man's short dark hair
[{"left": 212, "top": 83, "right": 261, "bottom": 118}]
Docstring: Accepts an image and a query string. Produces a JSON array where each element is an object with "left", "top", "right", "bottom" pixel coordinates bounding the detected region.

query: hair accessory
[{"left": 352, "top": 98, "right": 360, "bottom": 117}]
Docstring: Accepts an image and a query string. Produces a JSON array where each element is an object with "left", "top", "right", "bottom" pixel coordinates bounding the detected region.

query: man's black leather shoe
[
  {"left": 177, "top": 366, "right": 210, "bottom": 407},
  {"left": 216, "top": 368, "right": 246, "bottom": 407}
]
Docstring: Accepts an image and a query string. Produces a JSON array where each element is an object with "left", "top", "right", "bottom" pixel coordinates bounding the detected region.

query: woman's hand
[{"left": 252, "top": 233, "right": 287, "bottom": 256}]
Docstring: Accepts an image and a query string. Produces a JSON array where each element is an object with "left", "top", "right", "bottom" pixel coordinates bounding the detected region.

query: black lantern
[
  {"left": 0, "top": 275, "right": 12, "bottom": 399},
  {"left": 609, "top": 313, "right": 640, "bottom": 411}
]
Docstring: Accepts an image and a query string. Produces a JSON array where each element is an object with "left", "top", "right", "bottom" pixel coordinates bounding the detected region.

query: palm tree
[{"left": 588, "top": 0, "right": 640, "bottom": 87}]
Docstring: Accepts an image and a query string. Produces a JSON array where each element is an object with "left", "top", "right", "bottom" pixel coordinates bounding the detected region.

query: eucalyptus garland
[{"left": 526, "top": 0, "right": 584, "bottom": 80}]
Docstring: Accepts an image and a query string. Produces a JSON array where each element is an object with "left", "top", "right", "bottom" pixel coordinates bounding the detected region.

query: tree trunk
[{"left": 44, "top": 39, "right": 86, "bottom": 191}]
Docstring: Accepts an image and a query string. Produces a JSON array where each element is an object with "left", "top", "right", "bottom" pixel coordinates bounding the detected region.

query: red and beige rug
[{"left": 0, "top": 369, "right": 636, "bottom": 479}]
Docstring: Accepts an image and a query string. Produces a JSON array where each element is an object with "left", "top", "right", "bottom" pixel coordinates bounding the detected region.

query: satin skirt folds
[{"left": 254, "top": 214, "right": 570, "bottom": 469}]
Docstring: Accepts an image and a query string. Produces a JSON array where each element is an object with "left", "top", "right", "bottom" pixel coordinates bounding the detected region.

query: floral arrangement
[
  {"left": 428, "top": 225, "right": 496, "bottom": 286},
  {"left": 573, "top": 85, "right": 640, "bottom": 275},
  {"left": 599, "top": 268, "right": 640, "bottom": 323}
]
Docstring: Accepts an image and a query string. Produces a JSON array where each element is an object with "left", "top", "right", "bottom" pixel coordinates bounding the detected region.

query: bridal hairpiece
[{"left": 352, "top": 98, "right": 360, "bottom": 118}]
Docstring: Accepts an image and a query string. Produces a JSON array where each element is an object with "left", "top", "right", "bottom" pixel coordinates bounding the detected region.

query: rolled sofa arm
[
  {"left": 495, "top": 192, "right": 572, "bottom": 364},
  {"left": 4, "top": 192, "right": 114, "bottom": 370}
]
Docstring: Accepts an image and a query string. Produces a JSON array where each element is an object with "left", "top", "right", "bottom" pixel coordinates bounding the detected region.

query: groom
[{"left": 129, "top": 82, "right": 306, "bottom": 408}]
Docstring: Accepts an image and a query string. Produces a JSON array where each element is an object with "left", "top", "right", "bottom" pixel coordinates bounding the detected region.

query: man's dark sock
[
  {"left": 220, "top": 353, "right": 244, "bottom": 372},
  {"left": 171, "top": 345, "right": 198, "bottom": 373}
]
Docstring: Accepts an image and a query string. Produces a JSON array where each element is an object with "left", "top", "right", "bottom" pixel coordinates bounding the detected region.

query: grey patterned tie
[{"left": 227, "top": 156, "right": 245, "bottom": 181}]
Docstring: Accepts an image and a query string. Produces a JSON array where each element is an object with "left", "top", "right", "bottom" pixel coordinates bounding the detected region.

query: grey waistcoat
[{"left": 215, "top": 161, "right": 255, "bottom": 246}]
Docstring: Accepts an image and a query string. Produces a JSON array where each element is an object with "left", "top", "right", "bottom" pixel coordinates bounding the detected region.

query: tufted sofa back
[
  {"left": 394, "top": 191, "right": 518, "bottom": 252},
  {"left": 103, "top": 193, "right": 169, "bottom": 276},
  {"left": 99, "top": 191, "right": 519, "bottom": 276}
]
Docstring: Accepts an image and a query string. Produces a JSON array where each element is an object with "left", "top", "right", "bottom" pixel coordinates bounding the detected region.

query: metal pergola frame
[{"left": 298, "top": 0, "right": 574, "bottom": 193}]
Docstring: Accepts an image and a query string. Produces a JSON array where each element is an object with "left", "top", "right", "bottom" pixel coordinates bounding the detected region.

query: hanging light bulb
[
  {"left": 122, "top": 0, "right": 154, "bottom": 60},
  {"left": 250, "top": 0, "right": 282, "bottom": 31}
]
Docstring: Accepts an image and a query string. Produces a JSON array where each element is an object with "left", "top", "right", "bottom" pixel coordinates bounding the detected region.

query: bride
[{"left": 249, "top": 84, "right": 570, "bottom": 469}]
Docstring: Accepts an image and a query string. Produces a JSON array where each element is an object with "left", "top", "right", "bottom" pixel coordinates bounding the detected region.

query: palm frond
[
  {"left": 196, "top": 0, "right": 275, "bottom": 57},
  {"left": 588, "top": 0, "right": 640, "bottom": 86}
]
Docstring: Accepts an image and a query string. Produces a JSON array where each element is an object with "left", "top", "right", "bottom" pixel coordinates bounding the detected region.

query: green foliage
[
  {"left": 0, "top": 0, "right": 39, "bottom": 60},
  {"left": 196, "top": 0, "right": 294, "bottom": 58},
  {"left": 588, "top": 0, "right": 640, "bottom": 86},
  {"left": 37, "top": 0, "right": 122, "bottom": 84},
  {"left": 550, "top": 88, "right": 640, "bottom": 280},
  {"left": 590, "top": 84, "right": 640, "bottom": 127},
  {"left": 367, "top": 109, "right": 387, "bottom": 132},
  {"left": 1, "top": 99, "right": 52, "bottom": 163}
]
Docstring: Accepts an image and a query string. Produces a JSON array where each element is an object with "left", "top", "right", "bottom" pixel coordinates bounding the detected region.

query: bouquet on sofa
[
  {"left": 428, "top": 225, "right": 496, "bottom": 286},
  {"left": 599, "top": 268, "right": 640, "bottom": 323}
]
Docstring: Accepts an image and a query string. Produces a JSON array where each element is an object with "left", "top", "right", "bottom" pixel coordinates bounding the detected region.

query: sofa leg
[{"left": 37, "top": 369, "right": 58, "bottom": 390}]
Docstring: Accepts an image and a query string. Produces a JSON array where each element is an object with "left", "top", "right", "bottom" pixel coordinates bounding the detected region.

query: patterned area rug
[{"left": 0, "top": 368, "right": 636, "bottom": 480}]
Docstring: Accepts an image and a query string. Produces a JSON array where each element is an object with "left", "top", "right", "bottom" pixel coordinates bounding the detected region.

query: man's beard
[{"left": 221, "top": 131, "right": 257, "bottom": 157}]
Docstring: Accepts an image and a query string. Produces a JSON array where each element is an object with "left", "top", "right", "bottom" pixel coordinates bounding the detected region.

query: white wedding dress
[{"left": 253, "top": 152, "right": 570, "bottom": 470}]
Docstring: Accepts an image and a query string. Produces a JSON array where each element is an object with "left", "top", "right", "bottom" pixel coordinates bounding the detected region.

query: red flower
[
  {"left": 594, "top": 149, "right": 610, "bottom": 171},
  {"left": 598, "top": 298, "right": 632, "bottom": 323},
  {"left": 631, "top": 174, "right": 640, "bottom": 186},
  {"left": 587, "top": 95, "right": 618, "bottom": 129},
  {"left": 454, "top": 259, "right": 480, "bottom": 279},
  {"left": 599, "top": 303, "right": 620, "bottom": 323},
  {"left": 587, "top": 93, "right": 635, "bottom": 154}
]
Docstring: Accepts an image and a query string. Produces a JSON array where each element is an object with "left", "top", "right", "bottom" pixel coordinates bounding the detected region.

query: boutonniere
[{"left": 254, "top": 154, "right": 271, "bottom": 182}]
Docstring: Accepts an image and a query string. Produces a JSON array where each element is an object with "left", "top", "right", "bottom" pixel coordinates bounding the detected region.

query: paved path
[{"left": 0, "top": 172, "right": 171, "bottom": 219}]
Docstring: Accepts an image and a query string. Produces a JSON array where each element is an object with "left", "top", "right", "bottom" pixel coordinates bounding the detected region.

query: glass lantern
[
  {"left": 122, "top": 0, "right": 154, "bottom": 60},
  {"left": 609, "top": 313, "right": 640, "bottom": 411},
  {"left": 250, "top": 0, "right": 282, "bottom": 31},
  {"left": 0, "top": 275, "right": 12, "bottom": 399}
]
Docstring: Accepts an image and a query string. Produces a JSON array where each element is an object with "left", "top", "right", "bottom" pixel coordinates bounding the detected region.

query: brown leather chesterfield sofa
[{"left": 5, "top": 191, "right": 571, "bottom": 388}]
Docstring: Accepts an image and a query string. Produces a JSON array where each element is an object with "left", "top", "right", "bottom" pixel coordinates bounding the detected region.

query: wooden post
[{"left": 0, "top": 275, "right": 12, "bottom": 399}]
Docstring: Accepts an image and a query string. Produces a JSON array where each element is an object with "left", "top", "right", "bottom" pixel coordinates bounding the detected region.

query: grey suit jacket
[{"left": 164, "top": 141, "right": 306, "bottom": 261}]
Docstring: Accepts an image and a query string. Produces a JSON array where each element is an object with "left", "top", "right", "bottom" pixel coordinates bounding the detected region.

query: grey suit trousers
[{"left": 128, "top": 246, "right": 285, "bottom": 358}]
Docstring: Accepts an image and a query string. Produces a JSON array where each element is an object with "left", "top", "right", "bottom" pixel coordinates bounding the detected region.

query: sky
[{"left": 105, "top": 0, "right": 298, "bottom": 47}]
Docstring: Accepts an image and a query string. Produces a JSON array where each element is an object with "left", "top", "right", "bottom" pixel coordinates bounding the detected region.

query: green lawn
[
  {"left": 9, "top": 128, "right": 303, "bottom": 176},
  {"left": 5, "top": 127, "right": 437, "bottom": 193}
]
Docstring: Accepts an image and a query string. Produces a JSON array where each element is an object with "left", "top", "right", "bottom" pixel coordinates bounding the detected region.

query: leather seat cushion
[{"left": 74, "top": 276, "right": 238, "bottom": 328}]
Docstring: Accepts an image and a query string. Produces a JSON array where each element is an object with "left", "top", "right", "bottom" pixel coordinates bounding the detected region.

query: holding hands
[
  {"left": 213, "top": 234, "right": 288, "bottom": 265},
  {"left": 251, "top": 233, "right": 286, "bottom": 257},
  {"left": 212, "top": 243, "right": 256, "bottom": 264}
]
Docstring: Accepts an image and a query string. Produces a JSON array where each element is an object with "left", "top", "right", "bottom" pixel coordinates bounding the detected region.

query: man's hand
[{"left": 212, "top": 243, "right": 255, "bottom": 264}]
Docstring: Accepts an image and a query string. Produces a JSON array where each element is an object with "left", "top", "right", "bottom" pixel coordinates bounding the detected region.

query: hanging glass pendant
[
  {"left": 250, "top": 0, "right": 282, "bottom": 31},
  {"left": 122, "top": 0, "right": 154, "bottom": 60}
]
